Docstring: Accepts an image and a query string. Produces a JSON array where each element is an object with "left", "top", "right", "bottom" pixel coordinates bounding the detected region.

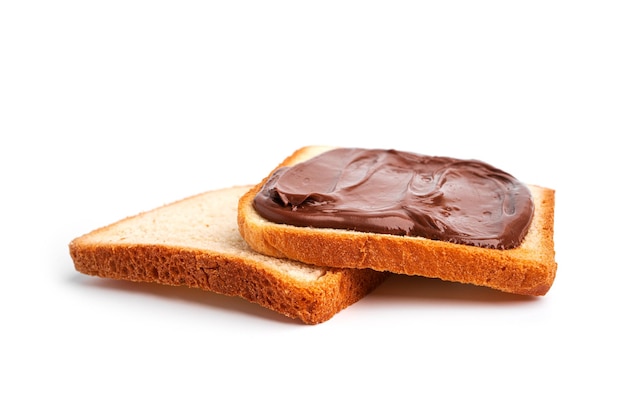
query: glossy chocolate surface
[{"left": 253, "top": 148, "right": 534, "bottom": 249}]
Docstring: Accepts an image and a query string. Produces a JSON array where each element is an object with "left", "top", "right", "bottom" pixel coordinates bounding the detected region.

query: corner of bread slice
[
  {"left": 69, "top": 185, "right": 387, "bottom": 324},
  {"left": 237, "top": 147, "right": 558, "bottom": 297},
  {"left": 236, "top": 145, "right": 334, "bottom": 259}
]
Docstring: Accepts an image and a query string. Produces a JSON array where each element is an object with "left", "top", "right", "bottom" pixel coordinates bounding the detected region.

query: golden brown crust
[
  {"left": 69, "top": 186, "right": 387, "bottom": 324},
  {"left": 238, "top": 147, "right": 558, "bottom": 296}
]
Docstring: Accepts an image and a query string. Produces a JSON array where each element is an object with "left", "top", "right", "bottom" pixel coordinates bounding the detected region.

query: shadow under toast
[
  {"left": 67, "top": 269, "right": 541, "bottom": 325},
  {"left": 67, "top": 272, "right": 298, "bottom": 325},
  {"left": 369, "top": 274, "right": 540, "bottom": 306}
]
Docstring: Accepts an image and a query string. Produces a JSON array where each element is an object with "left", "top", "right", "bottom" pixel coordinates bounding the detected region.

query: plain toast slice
[
  {"left": 69, "top": 185, "right": 387, "bottom": 324},
  {"left": 238, "top": 146, "right": 557, "bottom": 296}
]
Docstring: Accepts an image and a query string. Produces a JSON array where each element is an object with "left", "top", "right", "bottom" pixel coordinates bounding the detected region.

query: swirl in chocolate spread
[{"left": 253, "top": 148, "right": 535, "bottom": 249}]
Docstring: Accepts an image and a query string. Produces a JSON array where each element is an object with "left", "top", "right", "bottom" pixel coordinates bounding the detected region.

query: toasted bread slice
[
  {"left": 238, "top": 146, "right": 557, "bottom": 296},
  {"left": 69, "top": 185, "right": 387, "bottom": 324}
]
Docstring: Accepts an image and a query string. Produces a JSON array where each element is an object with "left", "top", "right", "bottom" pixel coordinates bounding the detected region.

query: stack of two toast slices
[{"left": 69, "top": 146, "right": 557, "bottom": 324}]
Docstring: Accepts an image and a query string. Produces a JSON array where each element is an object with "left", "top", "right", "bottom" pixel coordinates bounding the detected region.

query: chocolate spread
[{"left": 253, "top": 148, "right": 534, "bottom": 249}]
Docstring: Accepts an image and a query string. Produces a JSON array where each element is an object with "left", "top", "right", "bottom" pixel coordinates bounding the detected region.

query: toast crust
[
  {"left": 238, "top": 146, "right": 557, "bottom": 296},
  {"left": 70, "top": 186, "right": 387, "bottom": 324}
]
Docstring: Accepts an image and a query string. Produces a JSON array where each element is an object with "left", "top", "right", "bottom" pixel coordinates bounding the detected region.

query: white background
[{"left": 2, "top": 1, "right": 624, "bottom": 417}]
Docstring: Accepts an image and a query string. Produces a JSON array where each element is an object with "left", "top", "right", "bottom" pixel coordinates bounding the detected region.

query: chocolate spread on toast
[{"left": 253, "top": 148, "right": 534, "bottom": 249}]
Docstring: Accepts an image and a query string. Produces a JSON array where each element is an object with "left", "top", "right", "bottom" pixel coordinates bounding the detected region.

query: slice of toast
[
  {"left": 238, "top": 146, "right": 557, "bottom": 296},
  {"left": 69, "top": 185, "right": 387, "bottom": 324}
]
